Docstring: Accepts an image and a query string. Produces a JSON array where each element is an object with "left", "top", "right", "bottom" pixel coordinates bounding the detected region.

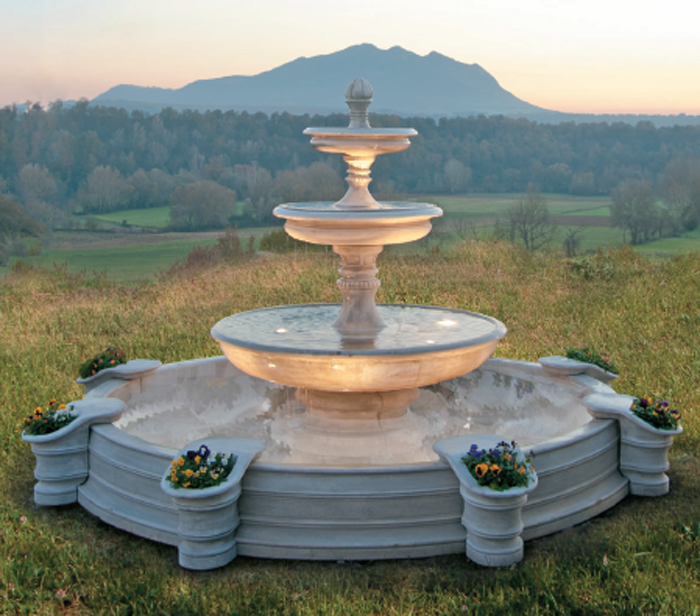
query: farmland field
[
  {"left": 4, "top": 193, "right": 700, "bottom": 283},
  {"left": 90, "top": 206, "right": 172, "bottom": 228},
  {"left": 420, "top": 193, "right": 612, "bottom": 220}
]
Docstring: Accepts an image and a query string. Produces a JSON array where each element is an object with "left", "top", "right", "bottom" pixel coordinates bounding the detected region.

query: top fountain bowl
[{"left": 303, "top": 127, "right": 417, "bottom": 158}]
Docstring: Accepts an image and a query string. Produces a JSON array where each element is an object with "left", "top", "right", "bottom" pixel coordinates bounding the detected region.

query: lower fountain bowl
[
  {"left": 210, "top": 304, "right": 507, "bottom": 392},
  {"left": 72, "top": 356, "right": 631, "bottom": 561}
]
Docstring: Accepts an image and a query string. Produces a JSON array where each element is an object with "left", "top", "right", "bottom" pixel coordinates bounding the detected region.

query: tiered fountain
[
  {"left": 209, "top": 78, "right": 505, "bottom": 460},
  {"left": 25, "top": 80, "right": 680, "bottom": 569}
]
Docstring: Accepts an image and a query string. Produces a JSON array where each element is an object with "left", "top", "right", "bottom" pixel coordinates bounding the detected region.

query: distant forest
[{"left": 1, "top": 100, "right": 700, "bottom": 232}]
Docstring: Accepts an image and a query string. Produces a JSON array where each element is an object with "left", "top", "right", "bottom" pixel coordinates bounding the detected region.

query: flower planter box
[
  {"left": 584, "top": 393, "right": 682, "bottom": 496},
  {"left": 21, "top": 398, "right": 125, "bottom": 506},
  {"left": 160, "top": 437, "right": 265, "bottom": 570},
  {"left": 538, "top": 356, "right": 618, "bottom": 384},
  {"left": 77, "top": 359, "right": 162, "bottom": 394},
  {"left": 434, "top": 435, "right": 538, "bottom": 567}
]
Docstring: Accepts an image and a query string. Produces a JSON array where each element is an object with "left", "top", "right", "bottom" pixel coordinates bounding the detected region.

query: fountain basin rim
[
  {"left": 274, "top": 201, "right": 442, "bottom": 220},
  {"left": 210, "top": 303, "right": 506, "bottom": 357},
  {"left": 304, "top": 127, "right": 418, "bottom": 138}
]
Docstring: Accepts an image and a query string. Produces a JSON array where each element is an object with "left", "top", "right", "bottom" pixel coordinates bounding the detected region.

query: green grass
[
  {"left": 90, "top": 201, "right": 249, "bottom": 229},
  {"left": 1, "top": 244, "right": 698, "bottom": 614},
  {"left": 91, "top": 206, "right": 172, "bottom": 228},
  {"left": 13, "top": 238, "right": 220, "bottom": 282},
  {"left": 420, "top": 193, "right": 612, "bottom": 220}
]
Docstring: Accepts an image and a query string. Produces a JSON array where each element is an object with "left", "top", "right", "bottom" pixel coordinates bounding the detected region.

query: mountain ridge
[{"left": 92, "top": 43, "right": 546, "bottom": 118}]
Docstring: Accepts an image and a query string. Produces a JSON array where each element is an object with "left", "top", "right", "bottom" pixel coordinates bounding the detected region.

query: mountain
[{"left": 91, "top": 44, "right": 548, "bottom": 118}]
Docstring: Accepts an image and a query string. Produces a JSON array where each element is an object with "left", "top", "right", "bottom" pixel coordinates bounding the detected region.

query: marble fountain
[{"left": 24, "top": 80, "right": 681, "bottom": 569}]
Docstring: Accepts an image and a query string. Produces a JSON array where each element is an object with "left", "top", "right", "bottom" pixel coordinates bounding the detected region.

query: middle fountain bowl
[{"left": 210, "top": 78, "right": 506, "bottom": 419}]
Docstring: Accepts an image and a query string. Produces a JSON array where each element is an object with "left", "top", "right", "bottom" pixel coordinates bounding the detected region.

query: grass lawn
[{"left": 1, "top": 245, "right": 698, "bottom": 614}]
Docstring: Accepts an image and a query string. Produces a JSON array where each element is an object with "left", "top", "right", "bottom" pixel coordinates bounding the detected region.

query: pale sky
[{"left": 1, "top": 0, "right": 699, "bottom": 115}]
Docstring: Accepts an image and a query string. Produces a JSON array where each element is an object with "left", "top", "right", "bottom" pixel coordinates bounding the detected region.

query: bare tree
[
  {"left": 658, "top": 157, "right": 700, "bottom": 234},
  {"left": 82, "top": 166, "right": 133, "bottom": 213},
  {"left": 449, "top": 216, "right": 480, "bottom": 241},
  {"left": 444, "top": 159, "right": 471, "bottom": 194},
  {"left": 18, "top": 163, "right": 57, "bottom": 205},
  {"left": 506, "top": 184, "right": 556, "bottom": 251},
  {"left": 610, "top": 179, "right": 658, "bottom": 244}
]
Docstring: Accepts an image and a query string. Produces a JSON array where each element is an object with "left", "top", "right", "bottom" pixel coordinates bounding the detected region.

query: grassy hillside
[{"left": 1, "top": 243, "right": 698, "bottom": 614}]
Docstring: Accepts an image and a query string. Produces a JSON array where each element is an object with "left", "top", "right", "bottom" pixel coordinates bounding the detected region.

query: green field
[
  {"left": 420, "top": 193, "right": 612, "bottom": 220},
  {"left": 8, "top": 237, "right": 222, "bottom": 283},
  {"left": 4, "top": 193, "right": 700, "bottom": 284},
  {"left": 91, "top": 206, "right": 172, "bottom": 228}
]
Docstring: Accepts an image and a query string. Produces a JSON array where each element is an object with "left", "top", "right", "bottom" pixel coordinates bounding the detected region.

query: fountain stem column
[
  {"left": 335, "top": 153, "right": 379, "bottom": 209},
  {"left": 333, "top": 244, "right": 385, "bottom": 335}
]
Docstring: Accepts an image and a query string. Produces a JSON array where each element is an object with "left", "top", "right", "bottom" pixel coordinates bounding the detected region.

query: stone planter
[
  {"left": 77, "top": 359, "right": 162, "bottom": 394},
  {"left": 585, "top": 393, "right": 682, "bottom": 496},
  {"left": 161, "top": 437, "right": 265, "bottom": 570},
  {"left": 434, "top": 435, "right": 538, "bottom": 567},
  {"left": 22, "top": 398, "right": 125, "bottom": 506},
  {"left": 538, "top": 356, "right": 618, "bottom": 384}
]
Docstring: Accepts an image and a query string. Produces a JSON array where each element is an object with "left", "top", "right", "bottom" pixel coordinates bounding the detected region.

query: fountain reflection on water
[{"left": 113, "top": 358, "right": 594, "bottom": 466}]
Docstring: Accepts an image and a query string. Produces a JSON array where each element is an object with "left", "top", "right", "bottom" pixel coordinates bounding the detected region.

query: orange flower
[
  {"left": 475, "top": 463, "right": 489, "bottom": 477},
  {"left": 489, "top": 464, "right": 501, "bottom": 476}
]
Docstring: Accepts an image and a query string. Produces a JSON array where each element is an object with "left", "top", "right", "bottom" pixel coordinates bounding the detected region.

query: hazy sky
[{"left": 1, "top": 0, "right": 698, "bottom": 114}]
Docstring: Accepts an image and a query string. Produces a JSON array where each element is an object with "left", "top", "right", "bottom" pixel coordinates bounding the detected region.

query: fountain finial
[{"left": 345, "top": 78, "right": 373, "bottom": 129}]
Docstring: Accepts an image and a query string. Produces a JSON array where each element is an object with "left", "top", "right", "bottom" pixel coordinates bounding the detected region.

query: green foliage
[
  {"left": 3, "top": 103, "right": 700, "bottom": 225},
  {"left": 462, "top": 441, "right": 534, "bottom": 491},
  {"left": 630, "top": 397, "right": 681, "bottom": 430},
  {"left": 569, "top": 251, "right": 619, "bottom": 280},
  {"left": 259, "top": 228, "right": 308, "bottom": 253},
  {"left": 165, "top": 227, "right": 251, "bottom": 276},
  {"left": 78, "top": 347, "right": 127, "bottom": 379},
  {"left": 169, "top": 181, "right": 237, "bottom": 231},
  {"left": 166, "top": 444, "right": 235, "bottom": 490},
  {"left": 21, "top": 399, "right": 76, "bottom": 435},
  {"left": 0, "top": 194, "right": 43, "bottom": 237},
  {"left": 565, "top": 346, "right": 618, "bottom": 374}
]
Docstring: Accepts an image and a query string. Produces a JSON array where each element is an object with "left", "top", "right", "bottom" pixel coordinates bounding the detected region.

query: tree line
[{"left": 1, "top": 100, "right": 699, "bottom": 236}]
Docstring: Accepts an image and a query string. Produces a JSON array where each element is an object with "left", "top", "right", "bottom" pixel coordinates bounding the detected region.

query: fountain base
[
  {"left": 296, "top": 388, "right": 420, "bottom": 419},
  {"left": 65, "top": 356, "right": 640, "bottom": 562}
]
